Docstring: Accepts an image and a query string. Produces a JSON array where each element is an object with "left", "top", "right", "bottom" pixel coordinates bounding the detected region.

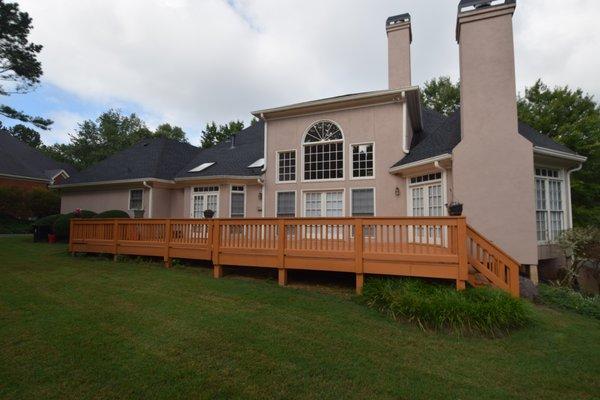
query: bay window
[{"left": 535, "top": 167, "right": 565, "bottom": 242}]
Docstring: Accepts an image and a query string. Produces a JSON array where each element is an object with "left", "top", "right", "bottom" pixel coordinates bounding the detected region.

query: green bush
[
  {"left": 0, "top": 214, "right": 32, "bottom": 234},
  {"left": 539, "top": 284, "right": 600, "bottom": 319},
  {"left": 94, "top": 210, "right": 130, "bottom": 219},
  {"left": 53, "top": 210, "right": 97, "bottom": 241},
  {"left": 362, "top": 278, "right": 532, "bottom": 337},
  {"left": 0, "top": 187, "right": 60, "bottom": 219},
  {"left": 33, "top": 214, "right": 61, "bottom": 229}
]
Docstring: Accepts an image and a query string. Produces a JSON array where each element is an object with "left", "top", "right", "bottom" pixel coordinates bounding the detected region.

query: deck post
[
  {"left": 68, "top": 219, "right": 74, "bottom": 254},
  {"left": 456, "top": 217, "right": 468, "bottom": 291},
  {"left": 164, "top": 219, "right": 172, "bottom": 268},
  {"left": 113, "top": 219, "right": 118, "bottom": 261},
  {"left": 355, "top": 219, "right": 364, "bottom": 295},
  {"left": 277, "top": 219, "right": 286, "bottom": 286},
  {"left": 212, "top": 220, "right": 222, "bottom": 278}
]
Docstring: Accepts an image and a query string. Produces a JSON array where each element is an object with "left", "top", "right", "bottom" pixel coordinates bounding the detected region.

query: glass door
[{"left": 191, "top": 191, "right": 219, "bottom": 218}]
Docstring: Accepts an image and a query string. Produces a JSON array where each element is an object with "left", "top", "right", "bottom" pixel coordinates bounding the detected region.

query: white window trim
[
  {"left": 128, "top": 189, "right": 144, "bottom": 211},
  {"left": 190, "top": 186, "right": 220, "bottom": 218},
  {"left": 300, "top": 119, "right": 345, "bottom": 183},
  {"left": 229, "top": 184, "right": 246, "bottom": 218},
  {"left": 301, "top": 188, "right": 346, "bottom": 217},
  {"left": 349, "top": 142, "right": 376, "bottom": 181},
  {"left": 275, "top": 190, "right": 297, "bottom": 218},
  {"left": 535, "top": 166, "right": 567, "bottom": 244},
  {"left": 350, "top": 187, "right": 376, "bottom": 217},
  {"left": 275, "top": 149, "right": 297, "bottom": 184},
  {"left": 406, "top": 172, "right": 446, "bottom": 217}
]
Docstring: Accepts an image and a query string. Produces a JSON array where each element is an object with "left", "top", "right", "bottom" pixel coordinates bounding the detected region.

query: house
[
  {"left": 0, "top": 130, "right": 74, "bottom": 189},
  {"left": 55, "top": 0, "right": 586, "bottom": 281}
]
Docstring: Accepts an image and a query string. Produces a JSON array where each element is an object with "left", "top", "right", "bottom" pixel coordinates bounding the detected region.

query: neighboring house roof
[
  {"left": 0, "top": 130, "right": 75, "bottom": 182},
  {"left": 392, "top": 108, "right": 582, "bottom": 168},
  {"left": 176, "top": 121, "right": 264, "bottom": 180},
  {"left": 63, "top": 137, "right": 199, "bottom": 185}
]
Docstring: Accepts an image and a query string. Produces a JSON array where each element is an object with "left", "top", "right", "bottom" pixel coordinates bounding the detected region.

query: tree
[
  {"left": 42, "top": 109, "right": 188, "bottom": 169},
  {"left": 0, "top": 1, "right": 52, "bottom": 129},
  {"left": 200, "top": 120, "right": 245, "bottom": 148},
  {"left": 517, "top": 80, "right": 600, "bottom": 227},
  {"left": 5, "top": 123, "right": 41, "bottom": 147},
  {"left": 420, "top": 76, "right": 460, "bottom": 116}
]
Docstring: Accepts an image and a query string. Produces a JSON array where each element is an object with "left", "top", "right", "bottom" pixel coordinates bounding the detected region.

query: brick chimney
[
  {"left": 452, "top": 0, "right": 538, "bottom": 265},
  {"left": 386, "top": 13, "right": 412, "bottom": 89}
]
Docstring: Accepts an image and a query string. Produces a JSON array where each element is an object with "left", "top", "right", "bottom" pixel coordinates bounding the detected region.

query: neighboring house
[
  {"left": 55, "top": 0, "right": 586, "bottom": 279},
  {"left": 0, "top": 130, "right": 74, "bottom": 189}
]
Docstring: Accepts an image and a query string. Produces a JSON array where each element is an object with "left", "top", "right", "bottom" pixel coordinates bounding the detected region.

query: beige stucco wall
[
  {"left": 169, "top": 188, "right": 185, "bottom": 218},
  {"left": 387, "top": 23, "right": 411, "bottom": 89},
  {"left": 60, "top": 186, "right": 149, "bottom": 217},
  {"left": 151, "top": 187, "right": 172, "bottom": 218},
  {"left": 453, "top": 5, "right": 537, "bottom": 265},
  {"left": 263, "top": 102, "right": 407, "bottom": 217}
]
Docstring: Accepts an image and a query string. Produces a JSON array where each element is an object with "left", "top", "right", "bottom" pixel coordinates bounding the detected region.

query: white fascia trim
[
  {"left": 52, "top": 177, "right": 174, "bottom": 188},
  {"left": 533, "top": 147, "right": 587, "bottom": 162},
  {"left": 389, "top": 154, "right": 452, "bottom": 174},
  {"left": 174, "top": 175, "right": 260, "bottom": 182},
  {"left": 0, "top": 172, "right": 50, "bottom": 183},
  {"left": 402, "top": 92, "right": 409, "bottom": 154}
]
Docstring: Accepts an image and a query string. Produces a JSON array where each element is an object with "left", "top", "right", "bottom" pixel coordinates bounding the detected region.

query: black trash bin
[{"left": 33, "top": 225, "right": 51, "bottom": 242}]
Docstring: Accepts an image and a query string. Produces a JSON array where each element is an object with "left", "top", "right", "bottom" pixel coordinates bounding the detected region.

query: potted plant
[
  {"left": 203, "top": 209, "right": 215, "bottom": 219},
  {"left": 447, "top": 201, "right": 463, "bottom": 216},
  {"left": 133, "top": 209, "right": 145, "bottom": 219}
]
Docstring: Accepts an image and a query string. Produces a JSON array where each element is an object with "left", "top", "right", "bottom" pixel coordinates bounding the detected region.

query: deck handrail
[{"left": 69, "top": 217, "right": 520, "bottom": 296}]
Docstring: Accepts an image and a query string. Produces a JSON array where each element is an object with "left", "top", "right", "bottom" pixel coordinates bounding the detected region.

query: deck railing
[{"left": 69, "top": 217, "right": 520, "bottom": 296}]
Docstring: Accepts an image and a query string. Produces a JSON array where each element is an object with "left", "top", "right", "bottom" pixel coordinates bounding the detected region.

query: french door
[
  {"left": 191, "top": 191, "right": 218, "bottom": 218},
  {"left": 303, "top": 191, "right": 343, "bottom": 239},
  {"left": 409, "top": 182, "right": 444, "bottom": 244}
]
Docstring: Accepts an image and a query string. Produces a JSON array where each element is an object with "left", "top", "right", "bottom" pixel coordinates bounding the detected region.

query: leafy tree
[
  {"left": 42, "top": 109, "right": 188, "bottom": 169},
  {"left": 200, "top": 120, "right": 245, "bottom": 148},
  {"left": 0, "top": 0, "right": 52, "bottom": 129},
  {"left": 420, "top": 76, "right": 460, "bottom": 116},
  {"left": 517, "top": 80, "right": 600, "bottom": 227},
  {"left": 5, "top": 123, "right": 41, "bottom": 147}
]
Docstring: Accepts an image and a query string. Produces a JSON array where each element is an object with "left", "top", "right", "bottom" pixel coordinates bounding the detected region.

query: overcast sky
[{"left": 2, "top": 0, "right": 599, "bottom": 145}]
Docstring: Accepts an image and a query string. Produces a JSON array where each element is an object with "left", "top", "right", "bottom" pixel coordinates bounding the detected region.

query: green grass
[
  {"left": 0, "top": 237, "right": 599, "bottom": 399},
  {"left": 539, "top": 284, "right": 600, "bottom": 319},
  {"left": 362, "top": 278, "right": 532, "bottom": 336}
]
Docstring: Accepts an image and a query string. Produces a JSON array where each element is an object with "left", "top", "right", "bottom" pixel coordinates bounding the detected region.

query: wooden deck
[{"left": 69, "top": 217, "right": 520, "bottom": 296}]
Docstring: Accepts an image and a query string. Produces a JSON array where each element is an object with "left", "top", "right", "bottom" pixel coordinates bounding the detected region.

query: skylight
[
  {"left": 188, "top": 162, "right": 215, "bottom": 172},
  {"left": 248, "top": 158, "right": 265, "bottom": 168}
]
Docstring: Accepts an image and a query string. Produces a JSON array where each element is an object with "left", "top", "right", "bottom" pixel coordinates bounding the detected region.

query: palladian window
[{"left": 303, "top": 121, "right": 344, "bottom": 181}]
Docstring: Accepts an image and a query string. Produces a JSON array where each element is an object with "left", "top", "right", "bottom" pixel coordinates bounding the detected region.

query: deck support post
[
  {"left": 354, "top": 219, "right": 364, "bottom": 295},
  {"left": 213, "top": 264, "right": 223, "bottom": 278},
  {"left": 113, "top": 254, "right": 118, "bottom": 262},
  {"left": 456, "top": 217, "right": 469, "bottom": 291},
  {"left": 278, "top": 269, "right": 287, "bottom": 286},
  {"left": 356, "top": 273, "right": 364, "bottom": 295}
]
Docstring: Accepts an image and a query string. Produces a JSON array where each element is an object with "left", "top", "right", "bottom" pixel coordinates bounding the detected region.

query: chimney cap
[
  {"left": 386, "top": 13, "right": 411, "bottom": 27},
  {"left": 458, "top": 0, "right": 515, "bottom": 13}
]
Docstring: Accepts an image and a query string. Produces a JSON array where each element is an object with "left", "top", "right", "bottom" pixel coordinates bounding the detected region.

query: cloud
[
  {"left": 44, "top": 110, "right": 85, "bottom": 144},
  {"left": 17, "top": 0, "right": 600, "bottom": 145}
]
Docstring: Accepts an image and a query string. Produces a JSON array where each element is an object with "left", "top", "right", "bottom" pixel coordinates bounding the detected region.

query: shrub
[
  {"left": 539, "top": 284, "right": 600, "bottom": 319},
  {"left": 0, "top": 214, "right": 32, "bottom": 234},
  {"left": 33, "top": 214, "right": 61, "bottom": 229},
  {"left": 27, "top": 189, "right": 61, "bottom": 218},
  {"left": 0, "top": 187, "right": 60, "bottom": 219},
  {"left": 53, "top": 210, "right": 97, "bottom": 241},
  {"left": 94, "top": 210, "right": 130, "bottom": 219},
  {"left": 362, "top": 278, "right": 532, "bottom": 337},
  {"left": 558, "top": 227, "right": 600, "bottom": 287}
]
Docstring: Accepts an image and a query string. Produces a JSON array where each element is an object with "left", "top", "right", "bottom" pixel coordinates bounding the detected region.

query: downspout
[
  {"left": 402, "top": 91, "right": 410, "bottom": 154},
  {"left": 566, "top": 163, "right": 583, "bottom": 228},
  {"left": 261, "top": 113, "right": 267, "bottom": 217},
  {"left": 434, "top": 161, "right": 452, "bottom": 211},
  {"left": 143, "top": 181, "right": 153, "bottom": 218}
]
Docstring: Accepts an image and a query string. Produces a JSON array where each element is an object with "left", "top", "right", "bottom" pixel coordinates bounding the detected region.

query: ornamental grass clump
[{"left": 362, "top": 278, "right": 531, "bottom": 337}]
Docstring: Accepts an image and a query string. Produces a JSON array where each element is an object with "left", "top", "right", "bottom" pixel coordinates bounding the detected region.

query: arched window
[{"left": 303, "top": 121, "right": 344, "bottom": 180}]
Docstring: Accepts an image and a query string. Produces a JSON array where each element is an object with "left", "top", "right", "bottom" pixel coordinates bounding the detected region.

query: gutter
[
  {"left": 174, "top": 175, "right": 262, "bottom": 182},
  {"left": 143, "top": 181, "right": 153, "bottom": 218},
  {"left": 0, "top": 172, "right": 50, "bottom": 183},
  {"left": 389, "top": 154, "right": 452, "bottom": 174},
  {"left": 52, "top": 177, "right": 175, "bottom": 189},
  {"left": 533, "top": 146, "right": 587, "bottom": 162}
]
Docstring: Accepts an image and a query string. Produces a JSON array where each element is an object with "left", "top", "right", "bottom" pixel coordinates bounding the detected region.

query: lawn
[{"left": 0, "top": 237, "right": 599, "bottom": 399}]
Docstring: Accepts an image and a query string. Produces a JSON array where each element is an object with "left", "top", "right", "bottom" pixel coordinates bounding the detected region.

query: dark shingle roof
[
  {"left": 175, "top": 121, "right": 264, "bottom": 179},
  {"left": 393, "top": 108, "right": 580, "bottom": 167},
  {"left": 0, "top": 130, "right": 75, "bottom": 181},
  {"left": 64, "top": 137, "right": 199, "bottom": 184}
]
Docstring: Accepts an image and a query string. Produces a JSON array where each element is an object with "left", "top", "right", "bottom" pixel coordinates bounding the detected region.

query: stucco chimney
[
  {"left": 386, "top": 13, "right": 412, "bottom": 89},
  {"left": 452, "top": 0, "right": 538, "bottom": 265}
]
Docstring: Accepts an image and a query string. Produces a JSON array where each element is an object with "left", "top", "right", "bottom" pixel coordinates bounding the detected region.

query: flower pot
[
  {"left": 447, "top": 202, "right": 463, "bottom": 216},
  {"left": 48, "top": 234, "right": 57, "bottom": 244},
  {"left": 133, "top": 209, "right": 145, "bottom": 219},
  {"left": 203, "top": 209, "right": 215, "bottom": 219}
]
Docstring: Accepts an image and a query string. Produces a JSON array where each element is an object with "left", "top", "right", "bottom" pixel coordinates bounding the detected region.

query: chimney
[
  {"left": 386, "top": 13, "right": 412, "bottom": 89},
  {"left": 452, "top": 0, "right": 538, "bottom": 265}
]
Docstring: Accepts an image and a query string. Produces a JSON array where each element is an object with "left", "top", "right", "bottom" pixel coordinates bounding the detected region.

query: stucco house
[
  {"left": 0, "top": 130, "right": 73, "bottom": 189},
  {"left": 55, "top": 0, "right": 586, "bottom": 280}
]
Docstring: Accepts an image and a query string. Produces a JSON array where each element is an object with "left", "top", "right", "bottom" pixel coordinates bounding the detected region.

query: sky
[{"left": 1, "top": 0, "right": 599, "bottom": 146}]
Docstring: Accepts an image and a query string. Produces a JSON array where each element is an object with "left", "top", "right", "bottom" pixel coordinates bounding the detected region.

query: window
[
  {"left": 408, "top": 172, "right": 444, "bottom": 217},
  {"left": 276, "top": 192, "right": 296, "bottom": 217},
  {"left": 277, "top": 151, "right": 296, "bottom": 182},
  {"left": 303, "top": 121, "right": 343, "bottom": 181},
  {"left": 535, "top": 168, "right": 565, "bottom": 242},
  {"left": 230, "top": 186, "right": 245, "bottom": 218},
  {"left": 191, "top": 186, "right": 219, "bottom": 218},
  {"left": 351, "top": 188, "right": 375, "bottom": 216},
  {"left": 351, "top": 143, "right": 374, "bottom": 178},
  {"left": 129, "top": 189, "right": 143, "bottom": 210},
  {"left": 303, "top": 191, "right": 343, "bottom": 217}
]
